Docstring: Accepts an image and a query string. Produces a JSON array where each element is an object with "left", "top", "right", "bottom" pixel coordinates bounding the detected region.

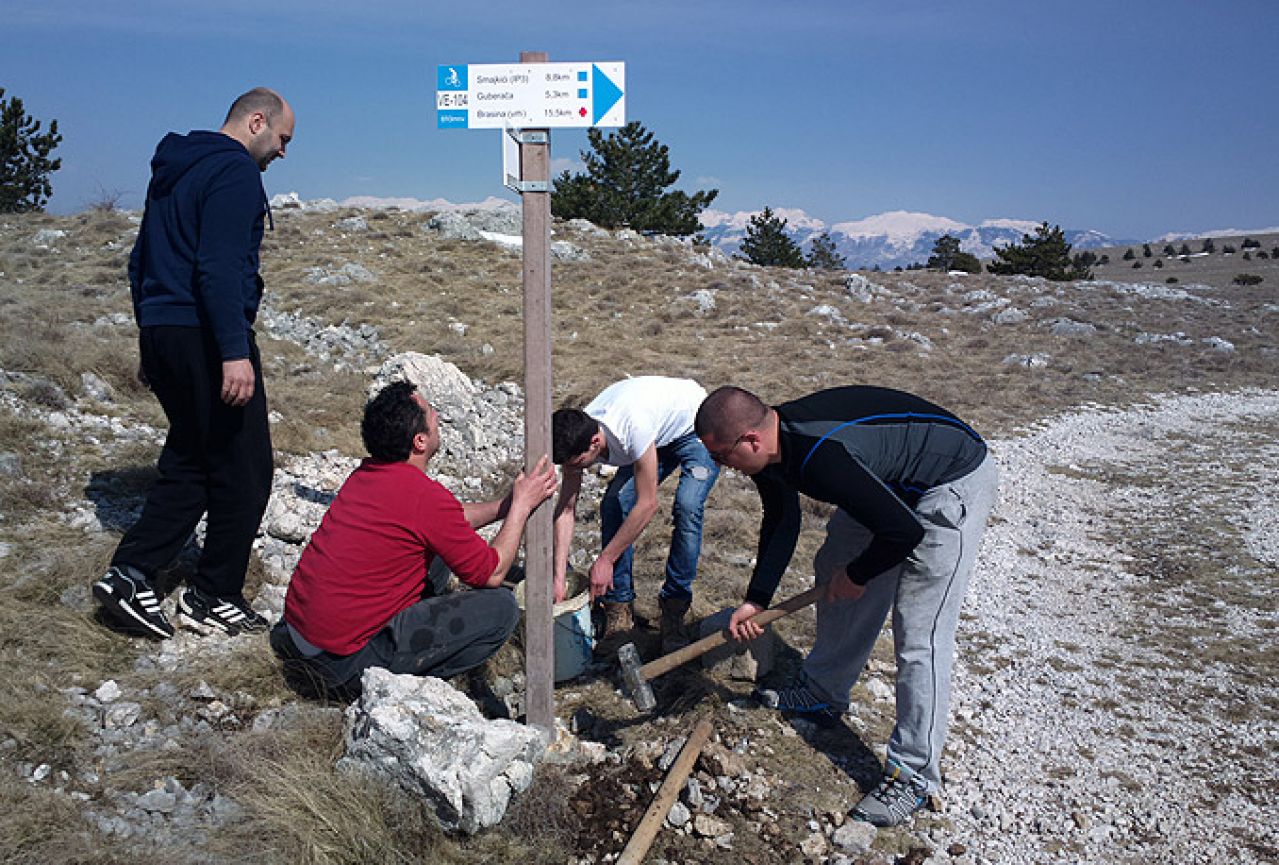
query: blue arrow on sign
[{"left": 592, "top": 64, "right": 623, "bottom": 125}]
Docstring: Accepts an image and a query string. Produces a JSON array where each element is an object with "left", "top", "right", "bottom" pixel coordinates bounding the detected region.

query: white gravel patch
[{"left": 944, "top": 389, "right": 1279, "bottom": 864}]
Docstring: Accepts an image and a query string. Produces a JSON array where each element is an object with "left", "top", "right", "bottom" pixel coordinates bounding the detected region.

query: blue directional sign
[{"left": 436, "top": 62, "right": 625, "bottom": 129}]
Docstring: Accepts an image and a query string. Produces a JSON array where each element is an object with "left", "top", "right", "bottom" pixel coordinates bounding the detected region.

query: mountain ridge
[{"left": 289, "top": 193, "right": 1275, "bottom": 271}]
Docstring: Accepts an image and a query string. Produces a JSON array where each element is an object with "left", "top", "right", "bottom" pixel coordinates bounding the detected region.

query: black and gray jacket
[{"left": 745, "top": 386, "right": 986, "bottom": 607}]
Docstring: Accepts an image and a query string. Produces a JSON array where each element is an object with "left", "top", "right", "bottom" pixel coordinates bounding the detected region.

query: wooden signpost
[{"left": 437, "top": 52, "right": 626, "bottom": 734}]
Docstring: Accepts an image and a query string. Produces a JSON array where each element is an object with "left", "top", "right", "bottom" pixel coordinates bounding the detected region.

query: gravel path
[{"left": 943, "top": 389, "right": 1279, "bottom": 864}]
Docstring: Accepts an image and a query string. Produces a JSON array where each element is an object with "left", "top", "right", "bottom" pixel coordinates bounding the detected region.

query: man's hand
[
  {"left": 511, "top": 456, "right": 558, "bottom": 513},
  {"left": 824, "top": 574, "right": 866, "bottom": 604},
  {"left": 220, "top": 359, "right": 255, "bottom": 406},
  {"left": 588, "top": 555, "right": 615, "bottom": 600},
  {"left": 728, "top": 602, "right": 766, "bottom": 642},
  {"left": 553, "top": 572, "right": 568, "bottom": 604}
]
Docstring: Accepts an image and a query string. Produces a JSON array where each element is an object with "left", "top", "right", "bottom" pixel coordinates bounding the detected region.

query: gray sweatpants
[{"left": 802, "top": 453, "right": 998, "bottom": 792}]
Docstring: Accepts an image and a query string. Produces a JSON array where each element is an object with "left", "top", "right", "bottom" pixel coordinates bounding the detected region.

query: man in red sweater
[{"left": 271, "top": 381, "right": 557, "bottom": 698}]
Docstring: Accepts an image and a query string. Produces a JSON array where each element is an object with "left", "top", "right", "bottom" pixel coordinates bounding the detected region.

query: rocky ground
[{"left": 1, "top": 203, "right": 1276, "bottom": 863}]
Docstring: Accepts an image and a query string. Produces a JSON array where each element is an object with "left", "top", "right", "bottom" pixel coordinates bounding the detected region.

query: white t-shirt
[{"left": 585, "top": 376, "right": 706, "bottom": 467}]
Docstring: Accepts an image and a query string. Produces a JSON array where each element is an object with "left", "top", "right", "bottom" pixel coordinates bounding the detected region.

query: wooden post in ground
[{"left": 519, "top": 49, "right": 555, "bottom": 734}]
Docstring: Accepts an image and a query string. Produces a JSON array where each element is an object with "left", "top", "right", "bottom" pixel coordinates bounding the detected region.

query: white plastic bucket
[{"left": 516, "top": 572, "right": 594, "bottom": 682}]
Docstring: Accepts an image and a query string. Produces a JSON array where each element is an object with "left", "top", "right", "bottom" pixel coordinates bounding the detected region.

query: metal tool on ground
[
  {"left": 619, "top": 584, "right": 824, "bottom": 711},
  {"left": 616, "top": 716, "right": 714, "bottom": 865}
]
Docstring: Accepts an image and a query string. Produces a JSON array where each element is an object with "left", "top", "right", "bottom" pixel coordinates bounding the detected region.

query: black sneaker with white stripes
[
  {"left": 92, "top": 565, "right": 175, "bottom": 639},
  {"left": 178, "top": 587, "right": 270, "bottom": 636}
]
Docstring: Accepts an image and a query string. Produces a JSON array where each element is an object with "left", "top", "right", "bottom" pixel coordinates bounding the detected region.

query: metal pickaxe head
[{"left": 618, "top": 641, "right": 656, "bottom": 712}]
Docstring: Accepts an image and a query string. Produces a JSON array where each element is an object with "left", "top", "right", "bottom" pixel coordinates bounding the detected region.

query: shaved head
[
  {"left": 224, "top": 87, "right": 287, "bottom": 125},
  {"left": 696, "top": 385, "right": 770, "bottom": 442}
]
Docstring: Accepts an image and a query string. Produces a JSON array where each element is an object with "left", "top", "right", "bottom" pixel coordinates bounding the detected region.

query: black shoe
[
  {"left": 93, "top": 566, "right": 174, "bottom": 639},
  {"left": 751, "top": 682, "right": 841, "bottom": 725},
  {"left": 178, "top": 587, "right": 269, "bottom": 636}
]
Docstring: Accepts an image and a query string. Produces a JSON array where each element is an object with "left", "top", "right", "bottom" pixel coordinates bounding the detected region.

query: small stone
[
  {"left": 683, "top": 777, "right": 704, "bottom": 809},
  {"left": 190, "top": 681, "right": 217, "bottom": 701},
  {"left": 31, "top": 763, "right": 52, "bottom": 783},
  {"left": 864, "top": 677, "right": 894, "bottom": 702},
  {"left": 699, "top": 742, "right": 747, "bottom": 777},
  {"left": 95, "top": 680, "right": 121, "bottom": 703},
  {"left": 103, "top": 702, "right": 143, "bottom": 729},
  {"left": 948, "top": 842, "right": 968, "bottom": 856},
  {"left": 970, "top": 804, "right": 987, "bottom": 820},
  {"left": 1072, "top": 811, "right": 1090, "bottom": 830},
  {"left": 799, "top": 832, "right": 829, "bottom": 857},
  {"left": 666, "top": 801, "right": 691, "bottom": 828},
  {"left": 693, "top": 814, "right": 731, "bottom": 838},
  {"left": 658, "top": 737, "right": 687, "bottom": 772},
  {"left": 831, "top": 820, "right": 876, "bottom": 854},
  {"left": 137, "top": 789, "right": 177, "bottom": 814}
]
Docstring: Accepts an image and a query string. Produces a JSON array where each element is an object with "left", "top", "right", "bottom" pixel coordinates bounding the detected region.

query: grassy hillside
[{"left": 0, "top": 205, "right": 1275, "bottom": 864}]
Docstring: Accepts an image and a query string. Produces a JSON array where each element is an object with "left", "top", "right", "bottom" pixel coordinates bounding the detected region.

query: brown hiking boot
[
  {"left": 659, "top": 596, "right": 692, "bottom": 654},
  {"left": 595, "top": 600, "right": 635, "bottom": 655}
]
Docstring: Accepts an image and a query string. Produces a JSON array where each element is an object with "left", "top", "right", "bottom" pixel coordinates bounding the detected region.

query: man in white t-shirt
[{"left": 552, "top": 377, "right": 719, "bottom": 652}]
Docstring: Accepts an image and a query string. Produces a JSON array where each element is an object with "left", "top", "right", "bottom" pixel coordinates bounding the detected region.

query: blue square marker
[
  {"left": 438, "top": 65, "right": 467, "bottom": 91},
  {"left": 578, "top": 88, "right": 588, "bottom": 99},
  {"left": 577, "top": 70, "right": 588, "bottom": 81}
]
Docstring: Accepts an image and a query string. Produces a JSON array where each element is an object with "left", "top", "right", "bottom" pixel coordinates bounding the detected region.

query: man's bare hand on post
[{"left": 512, "top": 456, "right": 558, "bottom": 514}]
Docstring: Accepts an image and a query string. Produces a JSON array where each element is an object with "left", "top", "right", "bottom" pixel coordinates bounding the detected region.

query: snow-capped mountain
[
  {"left": 1155, "top": 226, "right": 1279, "bottom": 243},
  {"left": 699, "top": 208, "right": 1119, "bottom": 270}
]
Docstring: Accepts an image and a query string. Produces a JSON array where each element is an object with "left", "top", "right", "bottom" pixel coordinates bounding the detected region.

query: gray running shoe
[
  {"left": 93, "top": 566, "right": 174, "bottom": 639},
  {"left": 851, "top": 763, "right": 929, "bottom": 827}
]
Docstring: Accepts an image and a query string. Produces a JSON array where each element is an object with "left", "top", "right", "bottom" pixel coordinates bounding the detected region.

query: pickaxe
[{"left": 619, "top": 584, "right": 824, "bottom": 711}]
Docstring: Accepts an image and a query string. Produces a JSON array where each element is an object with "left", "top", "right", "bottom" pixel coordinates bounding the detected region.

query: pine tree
[
  {"left": 550, "top": 121, "right": 717, "bottom": 236},
  {"left": 738, "top": 207, "right": 806, "bottom": 268},
  {"left": 805, "top": 232, "right": 846, "bottom": 270},
  {"left": 926, "top": 235, "right": 962, "bottom": 270},
  {"left": 1, "top": 88, "right": 63, "bottom": 213},
  {"left": 987, "top": 222, "right": 1092, "bottom": 281}
]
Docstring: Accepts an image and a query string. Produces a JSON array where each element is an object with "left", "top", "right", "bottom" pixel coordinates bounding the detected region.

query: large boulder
[
  {"left": 371, "top": 353, "right": 524, "bottom": 483},
  {"left": 338, "top": 669, "right": 548, "bottom": 834}
]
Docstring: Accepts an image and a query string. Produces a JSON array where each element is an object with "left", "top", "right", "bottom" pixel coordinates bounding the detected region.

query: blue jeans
[{"left": 600, "top": 432, "right": 719, "bottom": 604}]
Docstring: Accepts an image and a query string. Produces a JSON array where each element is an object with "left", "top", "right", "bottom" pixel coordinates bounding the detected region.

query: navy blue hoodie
[{"left": 128, "top": 131, "right": 268, "bottom": 361}]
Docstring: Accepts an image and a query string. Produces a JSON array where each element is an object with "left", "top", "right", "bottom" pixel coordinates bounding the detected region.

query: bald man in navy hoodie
[{"left": 93, "top": 88, "right": 295, "bottom": 639}]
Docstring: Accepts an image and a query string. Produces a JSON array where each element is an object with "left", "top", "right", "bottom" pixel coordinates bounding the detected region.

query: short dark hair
[
  {"left": 552, "top": 408, "right": 599, "bottom": 464},
  {"left": 695, "top": 385, "right": 769, "bottom": 443},
  {"left": 361, "top": 381, "right": 427, "bottom": 462},
  {"left": 225, "top": 87, "right": 285, "bottom": 125}
]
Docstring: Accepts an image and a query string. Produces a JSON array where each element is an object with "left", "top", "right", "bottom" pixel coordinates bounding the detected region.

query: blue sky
[{"left": 5, "top": 0, "right": 1276, "bottom": 240}]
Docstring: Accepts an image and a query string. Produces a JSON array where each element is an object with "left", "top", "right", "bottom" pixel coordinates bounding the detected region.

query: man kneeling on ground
[{"left": 271, "top": 381, "right": 557, "bottom": 698}]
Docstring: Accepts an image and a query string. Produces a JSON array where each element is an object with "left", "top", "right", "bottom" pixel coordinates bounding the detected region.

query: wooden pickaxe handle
[
  {"left": 638, "top": 584, "right": 824, "bottom": 681},
  {"left": 616, "top": 717, "right": 714, "bottom": 865}
]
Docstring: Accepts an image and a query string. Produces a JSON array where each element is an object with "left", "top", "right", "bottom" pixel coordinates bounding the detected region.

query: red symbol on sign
[{"left": 579, "top": 106, "right": 588, "bottom": 117}]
